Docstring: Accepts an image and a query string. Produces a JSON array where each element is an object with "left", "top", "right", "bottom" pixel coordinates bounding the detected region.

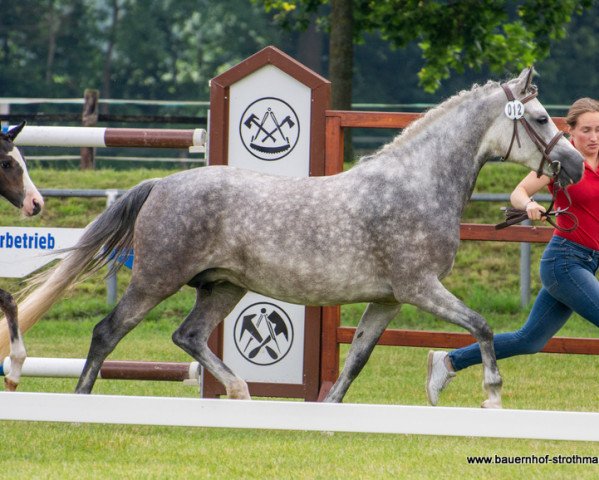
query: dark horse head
[{"left": 0, "top": 122, "right": 44, "bottom": 216}]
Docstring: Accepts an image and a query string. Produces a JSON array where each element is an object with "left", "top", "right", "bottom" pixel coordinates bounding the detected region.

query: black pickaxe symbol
[{"left": 240, "top": 314, "right": 262, "bottom": 352}]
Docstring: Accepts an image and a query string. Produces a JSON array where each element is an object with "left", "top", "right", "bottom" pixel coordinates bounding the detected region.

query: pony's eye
[
  {"left": 1, "top": 161, "right": 11, "bottom": 169},
  {"left": 536, "top": 116, "right": 549, "bottom": 125}
]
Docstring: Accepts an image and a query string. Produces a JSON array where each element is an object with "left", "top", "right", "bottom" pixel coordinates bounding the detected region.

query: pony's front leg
[
  {"left": 0, "top": 289, "right": 25, "bottom": 391},
  {"left": 324, "top": 303, "right": 401, "bottom": 403},
  {"left": 410, "top": 278, "right": 502, "bottom": 408}
]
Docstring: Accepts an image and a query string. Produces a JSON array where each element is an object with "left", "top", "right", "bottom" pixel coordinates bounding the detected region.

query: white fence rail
[
  {"left": 13, "top": 125, "right": 206, "bottom": 152},
  {"left": 1, "top": 391, "right": 597, "bottom": 441}
]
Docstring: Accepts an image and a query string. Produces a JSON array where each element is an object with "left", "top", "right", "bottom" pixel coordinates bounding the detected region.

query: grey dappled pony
[
  {"left": 0, "top": 122, "right": 44, "bottom": 391},
  {"left": 13, "top": 69, "right": 583, "bottom": 407}
]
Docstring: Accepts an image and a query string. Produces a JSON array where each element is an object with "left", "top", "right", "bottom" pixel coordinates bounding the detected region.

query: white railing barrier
[
  {"left": 0, "top": 391, "right": 597, "bottom": 442},
  {"left": 13, "top": 125, "right": 206, "bottom": 153}
]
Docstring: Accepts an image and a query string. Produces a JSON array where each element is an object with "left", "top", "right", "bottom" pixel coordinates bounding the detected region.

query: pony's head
[
  {"left": 486, "top": 68, "right": 584, "bottom": 186},
  {"left": 0, "top": 122, "right": 44, "bottom": 216}
]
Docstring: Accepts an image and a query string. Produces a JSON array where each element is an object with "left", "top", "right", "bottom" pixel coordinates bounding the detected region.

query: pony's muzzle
[
  {"left": 31, "top": 199, "right": 42, "bottom": 216},
  {"left": 553, "top": 147, "right": 584, "bottom": 186},
  {"left": 22, "top": 191, "right": 44, "bottom": 217}
]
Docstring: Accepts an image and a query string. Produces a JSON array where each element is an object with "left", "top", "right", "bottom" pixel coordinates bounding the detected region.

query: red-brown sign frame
[{"left": 204, "top": 46, "right": 334, "bottom": 401}]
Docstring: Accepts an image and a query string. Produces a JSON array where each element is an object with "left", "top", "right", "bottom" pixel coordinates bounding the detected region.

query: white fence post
[{"left": 105, "top": 189, "right": 120, "bottom": 305}]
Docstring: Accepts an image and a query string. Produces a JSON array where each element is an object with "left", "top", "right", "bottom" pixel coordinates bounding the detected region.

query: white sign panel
[
  {"left": 222, "top": 64, "right": 312, "bottom": 384},
  {"left": 0, "top": 227, "right": 84, "bottom": 278},
  {"left": 228, "top": 65, "right": 311, "bottom": 177},
  {"left": 223, "top": 293, "right": 305, "bottom": 383}
]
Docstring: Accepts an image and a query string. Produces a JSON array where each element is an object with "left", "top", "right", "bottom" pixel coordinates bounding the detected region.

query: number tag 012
[{"left": 504, "top": 100, "right": 525, "bottom": 120}]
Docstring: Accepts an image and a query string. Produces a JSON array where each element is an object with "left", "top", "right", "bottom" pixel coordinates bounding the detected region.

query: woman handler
[{"left": 426, "top": 97, "right": 599, "bottom": 406}]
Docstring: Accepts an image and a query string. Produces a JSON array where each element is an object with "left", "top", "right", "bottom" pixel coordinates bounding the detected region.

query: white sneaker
[{"left": 426, "top": 350, "right": 455, "bottom": 406}]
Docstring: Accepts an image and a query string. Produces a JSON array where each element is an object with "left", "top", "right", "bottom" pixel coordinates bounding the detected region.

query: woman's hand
[
  {"left": 525, "top": 200, "right": 547, "bottom": 221},
  {"left": 510, "top": 171, "right": 552, "bottom": 221}
]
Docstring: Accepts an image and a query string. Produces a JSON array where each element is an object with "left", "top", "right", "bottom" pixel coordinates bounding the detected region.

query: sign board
[
  {"left": 229, "top": 66, "right": 310, "bottom": 176},
  {"left": 207, "top": 46, "right": 332, "bottom": 400},
  {"left": 223, "top": 299, "right": 305, "bottom": 384},
  {"left": 0, "top": 227, "right": 84, "bottom": 277}
]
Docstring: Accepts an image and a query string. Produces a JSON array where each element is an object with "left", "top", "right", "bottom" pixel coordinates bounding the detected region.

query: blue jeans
[{"left": 449, "top": 236, "right": 599, "bottom": 371}]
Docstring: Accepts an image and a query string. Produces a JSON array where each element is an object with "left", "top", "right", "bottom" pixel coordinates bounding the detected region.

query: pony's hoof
[
  {"left": 226, "top": 380, "right": 251, "bottom": 400},
  {"left": 4, "top": 378, "right": 18, "bottom": 391},
  {"left": 481, "top": 399, "right": 502, "bottom": 409},
  {"left": 322, "top": 396, "right": 342, "bottom": 403}
]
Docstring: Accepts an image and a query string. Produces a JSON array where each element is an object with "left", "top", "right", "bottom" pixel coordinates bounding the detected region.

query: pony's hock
[{"left": 4, "top": 66, "right": 584, "bottom": 409}]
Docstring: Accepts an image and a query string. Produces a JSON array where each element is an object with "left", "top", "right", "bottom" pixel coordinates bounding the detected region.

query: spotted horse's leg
[
  {"left": 409, "top": 277, "right": 502, "bottom": 408},
  {"left": 172, "top": 282, "right": 250, "bottom": 399},
  {"left": 75, "top": 284, "right": 168, "bottom": 394},
  {"left": 324, "top": 302, "right": 401, "bottom": 403}
]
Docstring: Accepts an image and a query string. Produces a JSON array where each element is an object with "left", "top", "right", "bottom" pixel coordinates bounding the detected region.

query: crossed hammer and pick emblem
[{"left": 237, "top": 307, "right": 291, "bottom": 362}]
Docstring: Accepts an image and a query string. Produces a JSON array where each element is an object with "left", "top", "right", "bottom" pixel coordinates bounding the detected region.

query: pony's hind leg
[
  {"left": 76, "top": 285, "right": 167, "bottom": 394},
  {"left": 409, "top": 278, "right": 502, "bottom": 408},
  {"left": 0, "top": 289, "right": 25, "bottom": 391},
  {"left": 172, "top": 282, "right": 249, "bottom": 399},
  {"left": 324, "top": 302, "right": 401, "bottom": 403}
]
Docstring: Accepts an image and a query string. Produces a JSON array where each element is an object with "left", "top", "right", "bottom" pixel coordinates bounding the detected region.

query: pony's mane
[{"left": 364, "top": 79, "right": 502, "bottom": 160}]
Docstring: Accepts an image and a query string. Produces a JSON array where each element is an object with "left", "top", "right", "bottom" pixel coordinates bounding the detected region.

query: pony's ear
[
  {"left": 6, "top": 121, "right": 26, "bottom": 141},
  {"left": 516, "top": 66, "right": 535, "bottom": 94}
]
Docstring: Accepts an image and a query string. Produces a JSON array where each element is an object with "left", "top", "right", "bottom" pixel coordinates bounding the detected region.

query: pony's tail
[{"left": 0, "top": 179, "right": 158, "bottom": 358}]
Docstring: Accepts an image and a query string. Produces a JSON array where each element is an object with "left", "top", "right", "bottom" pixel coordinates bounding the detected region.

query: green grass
[
  {"left": 1, "top": 165, "right": 598, "bottom": 479},
  {"left": 2, "top": 319, "right": 598, "bottom": 479}
]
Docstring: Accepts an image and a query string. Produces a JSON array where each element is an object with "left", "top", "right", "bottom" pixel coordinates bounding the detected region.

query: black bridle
[{"left": 495, "top": 83, "right": 578, "bottom": 232}]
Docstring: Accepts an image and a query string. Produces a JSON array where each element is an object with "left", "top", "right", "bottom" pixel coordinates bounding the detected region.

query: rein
[
  {"left": 495, "top": 189, "right": 578, "bottom": 232},
  {"left": 495, "top": 84, "right": 578, "bottom": 232}
]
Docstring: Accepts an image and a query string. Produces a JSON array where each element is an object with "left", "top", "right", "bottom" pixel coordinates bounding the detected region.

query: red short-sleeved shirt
[{"left": 549, "top": 162, "right": 599, "bottom": 251}]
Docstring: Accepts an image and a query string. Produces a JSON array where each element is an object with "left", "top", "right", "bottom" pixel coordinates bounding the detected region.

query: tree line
[{"left": 1, "top": 0, "right": 597, "bottom": 113}]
